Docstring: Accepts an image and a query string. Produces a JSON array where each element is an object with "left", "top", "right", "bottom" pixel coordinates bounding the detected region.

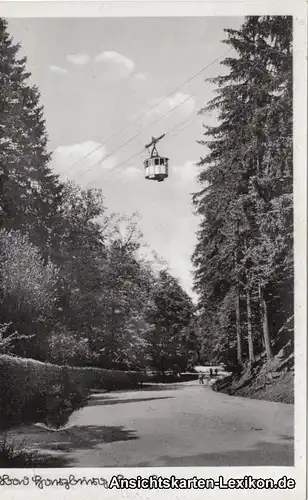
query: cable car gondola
[{"left": 144, "top": 134, "right": 168, "bottom": 182}]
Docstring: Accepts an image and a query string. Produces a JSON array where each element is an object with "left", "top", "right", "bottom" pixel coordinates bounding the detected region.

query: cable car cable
[
  {"left": 84, "top": 118, "right": 190, "bottom": 187},
  {"left": 60, "top": 47, "right": 230, "bottom": 175},
  {"left": 87, "top": 115, "right": 197, "bottom": 187},
  {"left": 59, "top": 47, "right": 232, "bottom": 177},
  {"left": 104, "top": 121, "right": 196, "bottom": 185},
  {"left": 84, "top": 115, "right": 195, "bottom": 186},
  {"left": 83, "top": 149, "right": 145, "bottom": 187},
  {"left": 75, "top": 93, "right": 196, "bottom": 182},
  {"left": 74, "top": 77, "right": 208, "bottom": 184}
]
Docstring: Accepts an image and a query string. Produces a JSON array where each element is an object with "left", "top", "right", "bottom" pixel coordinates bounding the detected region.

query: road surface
[{"left": 9, "top": 381, "right": 294, "bottom": 466}]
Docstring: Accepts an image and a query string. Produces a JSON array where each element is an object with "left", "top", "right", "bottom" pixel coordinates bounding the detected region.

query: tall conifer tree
[{"left": 193, "top": 16, "right": 293, "bottom": 366}]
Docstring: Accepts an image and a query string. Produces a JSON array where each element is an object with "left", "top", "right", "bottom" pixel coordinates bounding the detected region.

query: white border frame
[{"left": 0, "top": 2, "right": 306, "bottom": 499}]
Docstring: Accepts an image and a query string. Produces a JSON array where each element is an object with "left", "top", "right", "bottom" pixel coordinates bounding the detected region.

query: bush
[
  {"left": 0, "top": 231, "right": 59, "bottom": 322},
  {"left": 0, "top": 230, "right": 59, "bottom": 359},
  {"left": 0, "top": 355, "right": 84, "bottom": 429},
  {"left": 0, "top": 355, "right": 148, "bottom": 430},
  {"left": 146, "top": 371, "right": 199, "bottom": 383},
  {"left": 0, "top": 436, "right": 69, "bottom": 467},
  {"left": 0, "top": 437, "right": 33, "bottom": 467},
  {"left": 47, "top": 330, "right": 92, "bottom": 366}
]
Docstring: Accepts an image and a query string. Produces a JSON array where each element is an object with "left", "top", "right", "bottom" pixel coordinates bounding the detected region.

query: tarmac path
[{"left": 13, "top": 381, "right": 293, "bottom": 467}]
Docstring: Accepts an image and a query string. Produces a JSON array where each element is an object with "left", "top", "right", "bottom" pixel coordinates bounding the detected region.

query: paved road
[{"left": 10, "top": 381, "right": 294, "bottom": 466}]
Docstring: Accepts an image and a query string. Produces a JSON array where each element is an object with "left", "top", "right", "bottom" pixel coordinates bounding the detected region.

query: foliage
[
  {"left": 146, "top": 270, "right": 195, "bottom": 377},
  {"left": 193, "top": 16, "right": 293, "bottom": 368},
  {"left": 0, "top": 354, "right": 87, "bottom": 429},
  {"left": 0, "top": 230, "right": 59, "bottom": 358},
  {"left": 0, "top": 354, "right": 148, "bottom": 430},
  {"left": 0, "top": 18, "right": 198, "bottom": 377},
  {"left": 0, "top": 436, "right": 69, "bottom": 467},
  {"left": 0, "top": 19, "right": 63, "bottom": 258},
  {"left": 47, "top": 329, "right": 92, "bottom": 366}
]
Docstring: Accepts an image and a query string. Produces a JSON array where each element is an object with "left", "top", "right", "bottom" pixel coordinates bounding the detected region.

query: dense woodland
[
  {"left": 0, "top": 18, "right": 197, "bottom": 375},
  {"left": 0, "top": 16, "right": 293, "bottom": 377},
  {"left": 193, "top": 16, "right": 293, "bottom": 370}
]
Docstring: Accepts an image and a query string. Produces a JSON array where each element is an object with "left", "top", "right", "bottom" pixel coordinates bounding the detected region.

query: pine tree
[
  {"left": 193, "top": 16, "right": 293, "bottom": 368},
  {"left": 1, "top": 18, "right": 197, "bottom": 371},
  {"left": 0, "top": 18, "right": 63, "bottom": 258}
]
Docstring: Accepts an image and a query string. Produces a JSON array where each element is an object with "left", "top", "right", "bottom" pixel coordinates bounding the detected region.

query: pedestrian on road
[
  {"left": 209, "top": 368, "right": 213, "bottom": 378},
  {"left": 198, "top": 373, "right": 204, "bottom": 385}
]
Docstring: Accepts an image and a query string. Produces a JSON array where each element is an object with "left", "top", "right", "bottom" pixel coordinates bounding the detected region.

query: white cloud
[
  {"left": 171, "top": 160, "right": 197, "bottom": 185},
  {"left": 134, "top": 92, "right": 195, "bottom": 132},
  {"left": 148, "top": 92, "right": 195, "bottom": 119},
  {"left": 67, "top": 53, "right": 90, "bottom": 65},
  {"left": 134, "top": 72, "right": 147, "bottom": 81},
  {"left": 116, "top": 159, "right": 197, "bottom": 187},
  {"left": 98, "top": 158, "right": 200, "bottom": 301},
  {"left": 123, "top": 166, "right": 140, "bottom": 178},
  {"left": 51, "top": 141, "right": 117, "bottom": 185},
  {"left": 95, "top": 51, "right": 135, "bottom": 78},
  {"left": 49, "top": 65, "right": 68, "bottom": 74}
]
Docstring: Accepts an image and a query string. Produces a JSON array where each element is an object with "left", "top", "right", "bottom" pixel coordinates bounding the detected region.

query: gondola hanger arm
[{"left": 145, "top": 133, "right": 166, "bottom": 157}]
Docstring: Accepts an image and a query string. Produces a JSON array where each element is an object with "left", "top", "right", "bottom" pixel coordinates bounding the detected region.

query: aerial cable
[
  {"left": 84, "top": 149, "right": 145, "bottom": 188},
  {"left": 88, "top": 115, "right": 197, "bottom": 187},
  {"left": 60, "top": 47, "right": 232, "bottom": 177},
  {"left": 84, "top": 115, "right": 194, "bottom": 187},
  {"left": 76, "top": 92, "right": 196, "bottom": 182},
  {"left": 78, "top": 80, "right": 206, "bottom": 185},
  {"left": 103, "top": 119, "right": 196, "bottom": 186}
]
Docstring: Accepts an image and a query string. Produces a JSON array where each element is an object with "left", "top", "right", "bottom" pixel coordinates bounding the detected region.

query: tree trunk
[
  {"left": 196, "top": 348, "right": 201, "bottom": 364},
  {"left": 246, "top": 287, "right": 255, "bottom": 364},
  {"left": 258, "top": 282, "right": 273, "bottom": 361},
  {"left": 235, "top": 288, "right": 243, "bottom": 366},
  {"left": 234, "top": 232, "right": 243, "bottom": 368},
  {"left": 195, "top": 322, "right": 202, "bottom": 364}
]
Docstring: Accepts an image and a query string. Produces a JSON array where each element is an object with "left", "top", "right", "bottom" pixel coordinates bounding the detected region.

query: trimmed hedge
[
  {"left": 148, "top": 372, "right": 199, "bottom": 383},
  {"left": 0, "top": 355, "right": 148, "bottom": 430}
]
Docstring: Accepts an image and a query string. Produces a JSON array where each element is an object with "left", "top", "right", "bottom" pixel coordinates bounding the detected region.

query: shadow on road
[
  {"left": 136, "top": 441, "right": 294, "bottom": 467},
  {"left": 138, "top": 384, "right": 184, "bottom": 392},
  {"left": 87, "top": 396, "right": 173, "bottom": 407},
  {"left": 90, "top": 384, "right": 184, "bottom": 395},
  {"left": 46, "top": 425, "right": 137, "bottom": 452},
  {"left": 2, "top": 423, "right": 138, "bottom": 467}
]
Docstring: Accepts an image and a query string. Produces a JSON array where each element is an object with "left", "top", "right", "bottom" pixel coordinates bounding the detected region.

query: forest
[
  {"left": 193, "top": 16, "right": 293, "bottom": 371},
  {"left": 0, "top": 15, "right": 293, "bottom": 380},
  {"left": 0, "top": 17, "right": 197, "bottom": 378}
]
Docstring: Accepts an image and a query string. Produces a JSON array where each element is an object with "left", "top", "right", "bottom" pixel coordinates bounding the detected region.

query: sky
[{"left": 7, "top": 16, "right": 244, "bottom": 301}]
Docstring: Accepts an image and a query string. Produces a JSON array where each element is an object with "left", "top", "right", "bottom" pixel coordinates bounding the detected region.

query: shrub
[
  {"left": 0, "top": 230, "right": 58, "bottom": 320},
  {"left": 0, "top": 437, "right": 32, "bottom": 467},
  {"left": 147, "top": 371, "right": 199, "bottom": 383},
  {"left": 0, "top": 355, "right": 82, "bottom": 429},
  {"left": 0, "top": 436, "right": 69, "bottom": 467},
  {"left": 0, "top": 355, "right": 148, "bottom": 431},
  {"left": 0, "top": 230, "right": 59, "bottom": 359},
  {"left": 47, "top": 330, "right": 92, "bottom": 366}
]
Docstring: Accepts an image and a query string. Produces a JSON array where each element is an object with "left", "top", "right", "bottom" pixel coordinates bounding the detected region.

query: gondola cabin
[
  {"left": 144, "top": 133, "right": 169, "bottom": 182},
  {"left": 144, "top": 156, "right": 169, "bottom": 182}
]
